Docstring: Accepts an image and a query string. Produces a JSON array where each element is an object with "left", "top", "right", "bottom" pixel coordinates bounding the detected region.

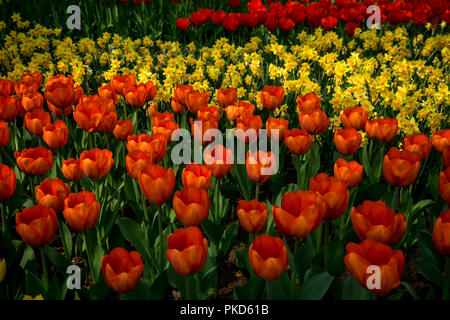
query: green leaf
[
  {"left": 218, "top": 222, "right": 238, "bottom": 261},
  {"left": 234, "top": 276, "right": 264, "bottom": 300},
  {"left": 43, "top": 245, "right": 71, "bottom": 277},
  {"left": 298, "top": 272, "right": 334, "bottom": 300},
  {"left": 117, "top": 217, "right": 153, "bottom": 265}
]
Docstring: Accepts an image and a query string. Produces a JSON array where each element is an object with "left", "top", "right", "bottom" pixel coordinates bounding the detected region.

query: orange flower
[
  {"left": 44, "top": 75, "right": 76, "bottom": 108},
  {"left": 0, "top": 164, "right": 16, "bottom": 202},
  {"left": 21, "top": 91, "right": 44, "bottom": 113},
  {"left": 365, "top": 118, "right": 398, "bottom": 143},
  {"left": 47, "top": 101, "right": 72, "bottom": 119},
  {"left": 35, "top": 178, "right": 71, "bottom": 213},
  {"left": 217, "top": 88, "right": 238, "bottom": 108},
  {"left": 284, "top": 128, "right": 313, "bottom": 155},
  {"left": 124, "top": 83, "right": 147, "bottom": 107},
  {"left": 203, "top": 145, "right": 233, "bottom": 179},
  {"left": 0, "top": 78, "right": 14, "bottom": 97},
  {"left": 15, "top": 205, "right": 57, "bottom": 247},
  {"left": 0, "top": 96, "right": 20, "bottom": 121},
  {"left": 334, "top": 158, "right": 363, "bottom": 189},
  {"left": 431, "top": 129, "right": 450, "bottom": 152},
  {"left": 24, "top": 109, "right": 51, "bottom": 136},
  {"left": 0, "top": 121, "right": 9, "bottom": 147},
  {"left": 334, "top": 128, "right": 362, "bottom": 156},
  {"left": 266, "top": 117, "right": 288, "bottom": 141},
  {"left": 63, "top": 191, "right": 100, "bottom": 232},
  {"left": 340, "top": 106, "right": 368, "bottom": 131},
  {"left": 138, "top": 164, "right": 175, "bottom": 205},
  {"left": 197, "top": 105, "right": 220, "bottom": 121},
  {"left": 272, "top": 190, "right": 326, "bottom": 239},
  {"left": 225, "top": 101, "right": 255, "bottom": 121},
  {"left": 101, "top": 247, "right": 144, "bottom": 293},
  {"left": 153, "top": 120, "right": 179, "bottom": 143},
  {"left": 236, "top": 114, "right": 262, "bottom": 144},
  {"left": 147, "top": 104, "right": 158, "bottom": 117},
  {"left": 260, "top": 86, "right": 285, "bottom": 111},
  {"left": 166, "top": 226, "right": 208, "bottom": 276},
  {"left": 126, "top": 150, "right": 155, "bottom": 179},
  {"left": 439, "top": 167, "right": 450, "bottom": 205},
  {"left": 152, "top": 111, "right": 175, "bottom": 127},
  {"left": 62, "top": 158, "right": 84, "bottom": 181},
  {"left": 249, "top": 234, "right": 289, "bottom": 281},
  {"left": 182, "top": 163, "right": 212, "bottom": 190},
  {"left": 171, "top": 97, "right": 185, "bottom": 113},
  {"left": 190, "top": 116, "right": 219, "bottom": 146},
  {"left": 299, "top": 109, "right": 330, "bottom": 135},
  {"left": 15, "top": 80, "right": 38, "bottom": 98},
  {"left": 351, "top": 201, "right": 407, "bottom": 244},
  {"left": 186, "top": 90, "right": 209, "bottom": 114},
  {"left": 310, "top": 173, "right": 349, "bottom": 220},
  {"left": 79, "top": 149, "right": 114, "bottom": 179},
  {"left": 144, "top": 81, "right": 157, "bottom": 102},
  {"left": 111, "top": 74, "right": 136, "bottom": 96},
  {"left": 443, "top": 146, "right": 450, "bottom": 168},
  {"left": 297, "top": 92, "right": 321, "bottom": 113},
  {"left": 246, "top": 150, "right": 275, "bottom": 184},
  {"left": 403, "top": 133, "right": 431, "bottom": 161},
  {"left": 98, "top": 84, "right": 118, "bottom": 102},
  {"left": 15, "top": 147, "right": 53, "bottom": 175},
  {"left": 432, "top": 210, "right": 450, "bottom": 256},
  {"left": 74, "top": 95, "right": 117, "bottom": 133},
  {"left": 22, "top": 72, "right": 43, "bottom": 88},
  {"left": 237, "top": 200, "right": 268, "bottom": 233},
  {"left": 383, "top": 147, "right": 421, "bottom": 187},
  {"left": 113, "top": 119, "right": 134, "bottom": 141},
  {"left": 126, "top": 133, "right": 167, "bottom": 162},
  {"left": 174, "top": 84, "right": 193, "bottom": 106},
  {"left": 173, "top": 187, "right": 210, "bottom": 226},
  {"left": 344, "top": 239, "right": 404, "bottom": 296}
]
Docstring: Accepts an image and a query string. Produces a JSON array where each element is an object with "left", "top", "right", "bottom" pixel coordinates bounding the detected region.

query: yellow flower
[{"left": 23, "top": 294, "right": 44, "bottom": 300}]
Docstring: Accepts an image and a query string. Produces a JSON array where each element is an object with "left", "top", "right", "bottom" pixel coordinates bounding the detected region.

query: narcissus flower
[
  {"left": 334, "top": 128, "right": 362, "bottom": 156},
  {"left": 113, "top": 119, "right": 134, "bottom": 141},
  {"left": 111, "top": 74, "right": 136, "bottom": 96},
  {"left": 61, "top": 158, "right": 84, "bottom": 181},
  {"left": 439, "top": 167, "right": 450, "bottom": 205},
  {"left": 0, "top": 164, "right": 16, "bottom": 202},
  {"left": 266, "top": 117, "right": 288, "bottom": 141},
  {"left": 431, "top": 129, "right": 450, "bottom": 152},
  {"left": 260, "top": 86, "right": 285, "bottom": 111},
  {"left": 79, "top": 149, "right": 114, "bottom": 179},
  {"left": 237, "top": 200, "right": 268, "bottom": 234},
  {"left": 15, "top": 205, "right": 57, "bottom": 247},
  {"left": 432, "top": 210, "right": 450, "bottom": 256},
  {"left": 24, "top": 109, "right": 51, "bottom": 136},
  {"left": 166, "top": 226, "right": 208, "bottom": 276},
  {"left": 43, "top": 120, "right": 69, "bottom": 149},
  {"left": 340, "top": 106, "right": 368, "bottom": 131},
  {"left": 297, "top": 92, "right": 321, "bottom": 113},
  {"left": 44, "top": 75, "right": 76, "bottom": 108},
  {"left": 15, "top": 147, "right": 53, "bottom": 175},
  {"left": 249, "top": 234, "right": 289, "bottom": 281},
  {"left": 182, "top": 163, "right": 212, "bottom": 190},
  {"left": 334, "top": 158, "right": 363, "bottom": 189},
  {"left": 126, "top": 150, "right": 155, "bottom": 179},
  {"left": 101, "top": 247, "right": 144, "bottom": 293},
  {"left": 126, "top": 133, "right": 167, "bottom": 162},
  {"left": 0, "top": 121, "right": 9, "bottom": 147},
  {"left": 351, "top": 201, "right": 407, "bottom": 244},
  {"left": 35, "top": 178, "right": 71, "bottom": 213},
  {"left": 365, "top": 118, "right": 398, "bottom": 143},
  {"left": 299, "top": 109, "right": 329, "bottom": 135},
  {"left": 173, "top": 187, "right": 210, "bottom": 226},
  {"left": 272, "top": 190, "right": 326, "bottom": 239},
  {"left": 63, "top": 191, "right": 100, "bottom": 232},
  {"left": 403, "top": 133, "right": 431, "bottom": 161},
  {"left": 139, "top": 164, "right": 175, "bottom": 205},
  {"left": 246, "top": 150, "right": 275, "bottom": 184},
  {"left": 217, "top": 88, "right": 238, "bottom": 108},
  {"left": 383, "top": 147, "right": 421, "bottom": 187},
  {"left": 284, "top": 128, "right": 313, "bottom": 155},
  {"left": 203, "top": 145, "right": 233, "bottom": 179},
  {"left": 344, "top": 239, "right": 405, "bottom": 296}
]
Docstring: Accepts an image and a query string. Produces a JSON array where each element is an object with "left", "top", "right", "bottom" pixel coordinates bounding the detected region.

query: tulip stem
[
  {"left": 40, "top": 247, "right": 48, "bottom": 289},
  {"left": 84, "top": 231, "right": 97, "bottom": 284},
  {"left": 266, "top": 280, "right": 271, "bottom": 300},
  {"left": 1, "top": 203, "right": 5, "bottom": 234},
  {"left": 393, "top": 186, "right": 401, "bottom": 212},
  {"left": 443, "top": 257, "right": 450, "bottom": 300},
  {"left": 90, "top": 133, "right": 95, "bottom": 150},
  {"left": 214, "top": 178, "right": 220, "bottom": 223},
  {"left": 141, "top": 194, "right": 149, "bottom": 223},
  {"left": 289, "top": 239, "right": 300, "bottom": 298},
  {"left": 158, "top": 205, "right": 165, "bottom": 272},
  {"left": 324, "top": 221, "right": 329, "bottom": 271},
  {"left": 255, "top": 183, "right": 260, "bottom": 201},
  {"left": 185, "top": 275, "right": 192, "bottom": 300}
]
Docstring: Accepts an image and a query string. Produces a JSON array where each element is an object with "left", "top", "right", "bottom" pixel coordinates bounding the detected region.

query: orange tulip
[
  {"left": 124, "top": 83, "right": 147, "bottom": 107},
  {"left": 443, "top": 146, "right": 450, "bottom": 168},
  {"left": 35, "top": 178, "right": 71, "bottom": 213},
  {"left": 272, "top": 190, "right": 326, "bottom": 238},
  {"left": 433, "top": 210, "right": 450, "bottom": 256},
  {"left": 101, "top": 247, "right": 144, "bottom": 293},
  {"left": 15, "top": 147, "right": 53, "bottom": 175},
  {"left": 138, "top": 164, "right": 175, "bottom": 205},
  {"left": 344, "top": 239, "right": 404, "bottom": 296},
  {"left": 0, "top": 164, "right": 16, "bottom": 202},
  {"left": 147, "top": 104, "right": 158, "bottom": 117},
  {"left": 173, "top": 187, "right": 210, "bottom": 226},
  {"left": 237, "top": 200, "right": 268, "bottom": 233},
  {"left": 63, "top": 191, "right": 100, "bottom": 232},
  {"left": 113, "top": 119, "right": 134, "bottom": 141},
  {"left": 186, "top": 90, "right": 209, "bottom": 114},
  {"left": 309, "top": 173, "right": 349, "bottom": 220},
  {"left": 126, "top": 150, "right": 155, "bottom": 179},
  {"left": 403, "top": 133, "right": 431, "bottom": 161},
  {"left": 111, "top": 74, "right": 136, "bottom": 96},
  {"left": 153, "top": 120, "right": 179, "bottom": 143},
  {"left": 24, "top": 109, "right": 51, "bottom": 136},
  {"left": 334, "top": 128, "right": 362, "bottom": 156},
  {"left": 166, "top": 226, "right": 208, "bottom": 276},
  {"left": 47, "top": 101, "right": 72, "bottom": 119},
  {"left": 217, "top": 88, "right": 238, "bottom": 108},
  {"left": 439, "top": 167, "right": 450, "bottom": 205},
  {"left": 299, "top": 109, "right": 330, "bottom": 135},
  {"left": 249, "top": 234, "right": 289, "bottom": 281},
  {"left": 44, "top": 75, "right": 76, "bottom": 108},
  {"left": 431, "top": 129, "right": 450, "bottom": 152},
  {"left": 190, "top": 116, "right": 219, "bottom": 146},
  {"left": 74, "top": 95, "right": 117, "bottom": 133},
  {"left": 383, "top": 147, "right": 421, "bottom": 187},
  {"left": 297, "top": 92, "right": 321, "bottom": 113},
  {"left": 236, "top": 114, "right": 262, "bottom": 144},
  {"left": 0, "top": 121, "right": 9, "bottom": 147},
  {"left": 334, "top": 158, "right": 363, "bottom": 189},
  {"left": 203, "top": 145, "right": 233, "bottom": 179},
  {"left": 79, "top": 149, "right": 114, "bottom": 179},
  {"left": 0, "top": 96, "right": 20, "bottom": 121},
  {"left": 197, "top": 105, "right": 220, "bottom": 121},
  {"left": 174, "top": 84, "right": 193, "bottom": 106},
  {"left": 284, "top": 128, "right": 313, "bottom": 155},
  {"left": 62, "top": 158, "right": 85, "bottom": 181},
  {"left": 171, "top": 97, "right": 185, "bottom": 113},
  {"left": 351, "top": 200, "right": 407, "bottom": 244},
  {"left": 21, "top": 91, "right": 44, "bottom": 113},
  {"left": 22, "top": 72, "right": 43, "bottom": 88},
  {"left": 126, "top": 133, "right": 167, "bottom": 162},
  {"left": 144, "top": 81, "right": 157, "bottom": 102},
  {"left": 266, "top": 117, "right": 288, "bottom": 141},
  {"left": 365, "top": 117, "right": 398, "bottom": 143},
  {"left": 246, "top": 150, "right": 275, "bottom": 184},
  {"left": 340, "top": 106, "right": 368, "bottom": 131},
  {"left": 260, "top": 86, "right": 285, "bottom": 111},
  {"left": 15, "top": 205, "right": 57, "bottom": 247},
  {"left": 225, "top": 101, "right": 255, "bottom": 121},
  {"left": 0, "top": 78, "right": 14, "bottom": 97},
  {"left": 151, "top": 111, "right": 174, "bottom": 127},
  {"left": 15, "top": 80, "right": 38, "bottom": 98},
  {"left": 98, "top": 84, "right": 118, "bottom": 102},
  {"left": 182, "top": 163, "right": 212, "bottom": 190}
]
